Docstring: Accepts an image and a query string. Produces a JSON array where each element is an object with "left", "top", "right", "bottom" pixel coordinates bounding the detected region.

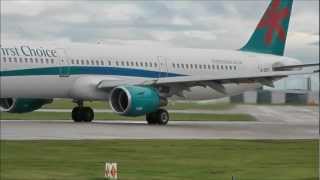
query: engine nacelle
[
  {"left": 110, "top": 85, "right": 165, "bottom": 116},
  {"left": 0, "top": 98, "right": 52, "bottom": 113}
]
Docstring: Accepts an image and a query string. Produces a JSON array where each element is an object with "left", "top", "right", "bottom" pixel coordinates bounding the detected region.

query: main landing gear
[
  {"left": 72, "top": 101, "right": 94, "bottom": 122},
  {"left": 146, "top": 109, "right": 169, "bottom": 125}
]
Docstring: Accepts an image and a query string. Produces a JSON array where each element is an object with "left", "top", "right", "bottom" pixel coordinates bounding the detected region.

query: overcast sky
[{"left": 1, "top": 0, "right": 318, "bottom": 62}]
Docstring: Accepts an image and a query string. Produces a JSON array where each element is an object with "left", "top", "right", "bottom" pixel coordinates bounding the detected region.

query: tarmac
[{"left": 1, "top": 105, "right": 319, "bottom": 140}]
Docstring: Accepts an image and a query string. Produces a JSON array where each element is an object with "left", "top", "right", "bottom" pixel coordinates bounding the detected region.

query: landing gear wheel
[
  {"left": 82, "top": 107, "right": 94, "bottom": 122},
  {"left": 146, "top": 112, "right": 157, "bottom": 124},
  {"left": 72, "top": 107, "right": 81, "bottom": 122},
  {"left": 72, "top": 106, "right": 94, "bottom": 122},
  {"left": 156, "top": 109, "right": 169, "bottom": 125},
  {"left": 146, "top": 109, "right": 169, "bottom": 125}
]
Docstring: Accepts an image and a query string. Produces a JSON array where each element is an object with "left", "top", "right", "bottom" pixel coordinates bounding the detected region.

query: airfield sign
[{"left": 105, "top": 162, "right": 118, "bottom": 179}]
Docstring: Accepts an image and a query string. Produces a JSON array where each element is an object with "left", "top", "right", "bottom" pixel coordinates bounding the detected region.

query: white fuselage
[{"left": 0, "top": 41, "right": 300, "bottom": 101}]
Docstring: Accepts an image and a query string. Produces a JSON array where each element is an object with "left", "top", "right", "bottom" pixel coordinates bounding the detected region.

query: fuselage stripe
[{"left": 0, "top": 66, "right": 185, "bottom": 78}]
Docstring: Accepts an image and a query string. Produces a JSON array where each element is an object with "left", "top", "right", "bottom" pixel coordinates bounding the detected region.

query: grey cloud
[{"left": 1, "top": 0, "right": 318, "bottom": 64}]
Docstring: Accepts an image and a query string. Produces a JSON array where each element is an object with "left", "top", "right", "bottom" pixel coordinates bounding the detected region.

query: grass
[
  {"left": 0, "top": 112, "right": 256, "bottom": 121},
  {"left": 0, "top": 140, "right": 318, "bottom": 180},
  {"left": 42, "top": 99, "right": 235, "bottom": 110}
]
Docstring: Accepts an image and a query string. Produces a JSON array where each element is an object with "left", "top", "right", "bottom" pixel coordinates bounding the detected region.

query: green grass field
[
  {"left": 0, "top": 140, "right": 318, "bottom": 180},
  {"left": 0, "top": 112, "right": 255, "bottom": 121},
  {"left": 42, "top": 99, "right": 235, "bottom": 110}
]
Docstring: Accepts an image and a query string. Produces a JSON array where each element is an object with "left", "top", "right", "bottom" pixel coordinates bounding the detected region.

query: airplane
[{"left": 0, "top": 0, "right": 318, "bottom": 125}]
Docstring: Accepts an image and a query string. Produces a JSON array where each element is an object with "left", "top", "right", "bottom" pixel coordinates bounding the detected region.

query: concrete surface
[{"left": 1, "top": 105, "right": 319, "bottom": 140}]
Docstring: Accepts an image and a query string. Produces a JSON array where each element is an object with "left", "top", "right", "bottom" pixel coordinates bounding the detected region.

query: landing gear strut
[
  {"left": 72, "top": 101, "right": 94, "bottom": 122},
  {"left": 146, "top": 109, "right": 169, "bottom": 125}
]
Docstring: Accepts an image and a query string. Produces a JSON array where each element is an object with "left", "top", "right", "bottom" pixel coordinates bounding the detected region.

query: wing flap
[{"left": 273, "top": 63, "right": 319, "bottom": 71}]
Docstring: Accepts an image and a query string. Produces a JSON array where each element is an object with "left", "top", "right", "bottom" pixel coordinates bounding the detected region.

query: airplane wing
[
  {"left": 98, "top": 68, "right": 318, "bottom": 91},
  {"left": 155, "top": 69, "right": 317, "bottom": 88}
]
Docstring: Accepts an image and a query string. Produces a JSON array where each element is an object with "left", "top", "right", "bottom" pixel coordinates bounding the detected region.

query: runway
[{"left": 1, "top": 105, "right": 319, "bottom": 140}]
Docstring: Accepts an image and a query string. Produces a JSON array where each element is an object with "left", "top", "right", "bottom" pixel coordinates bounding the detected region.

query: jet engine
[
  {"left": 110, "top": 85, "right": 166, "bottom": 116},
  {"left": 0, "top": 98, "right": 52, "bottom": 113}
]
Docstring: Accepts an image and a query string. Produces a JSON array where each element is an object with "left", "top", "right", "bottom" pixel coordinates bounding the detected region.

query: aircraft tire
[
  {"left": 72, "top": 107, "right": 81, "bottom": 122},
  {"left": 83, "top": 107, "right": 94, "bottom": 122},
  {"left": 156, "top": 109, "right": 169, "bottom": 125},
  {"left": 72, "top": 107, "right": 94, "bottom": 122},
  {"left": 146, "top": 112, "right": 157, "bottom": 124}
]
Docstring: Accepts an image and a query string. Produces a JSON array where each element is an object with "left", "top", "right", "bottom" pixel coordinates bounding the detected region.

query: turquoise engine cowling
[
  {"left": 110, "top": 85, "right": 161, "bottom": 116},
  {"left": 0, "top": 98, "right": 52, "bottom": 113}
]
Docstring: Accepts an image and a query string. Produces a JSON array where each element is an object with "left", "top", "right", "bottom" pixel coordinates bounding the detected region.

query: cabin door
[
  {"left": 56, "top": 48, "right": 70, "bottom": 77},
  {"left": 157, "top": 56, "right": 168, "bottom": 78}
]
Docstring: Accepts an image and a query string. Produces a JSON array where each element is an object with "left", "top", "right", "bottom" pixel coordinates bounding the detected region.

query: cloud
[{"left": 1, "top": 0, "right": 318, "bottom": 64}]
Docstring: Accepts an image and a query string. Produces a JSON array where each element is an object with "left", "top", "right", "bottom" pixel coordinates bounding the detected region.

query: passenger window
[
  {"left": 194, "top": 64, "right": 197, "bottom": 69},
  {"left": 13, "top": 57, "right": 17, "bottom": 63},
  {"left": 172, "top": 63, "right": 176, "bottom": 68},
  {"left": 91, "top": 60, "right": 94, "bottom": 65},
  {"left": 190, "top": 64, "right": 193, "bottom": 69},
  {"left": 131, "top": 61, "right": 134, "bottom": 66},
  {"left": 226, "top": 65, "right": 228, "bottom": 70},
  {"left": 71, "top": 59, "right": 75, "bottom": 64},
  {"left": 208, "top": 64, "right": 211, "bottom": 69},
  {"left": 149, "top": 62, "right": 152, "bottom": 67},
  {"left": 203, "top": 64, "right": 206, "bottom": 69},
  {"left": 76, "top": 60, "right": 79, "bottom": 64},
  {"left": 221, "top": 65, "right": 224, "bottom": 70},
  {"left": 24, "top": 58, "right": 28, "bottom": 63},
  {"left": 108, "top": 61, "right": 112, "bottom": 66},
  {"left": 81, "top": 60, "right": 84, "bottom": 65},
  {"left": 3, "top": 57, "right": 6, "bottom": 63},
  {"left": 8, "top": 57, "right": 12, "bottom": 62},
  {"left": 45, "top": 59, "right": 49, "bottom": 64},
  {"left": 145, "top": 62, "right": 148, "bottom": 67},
  {"left": 199, "top": 64, "right": 202, "bottom": 69},
  {"left": 19, "top": 58, "right": 23, "bottom": 63},
  {"left": 101, "top": 60, "right": 104, "bottom": 65},
  {"left": 40, "top": 59, "right": 44, "bottom": 64},
  {"left": 86, "top": 60, "right": 90, "bottom": 65},
  {"left": 186, "top": 64, "right": 189, "bottom": 69},
  {"left": 154, "top": 62, "right": 157, "bottom": 67},
  {"left": 140, "top": 62, "right": 143, "bottom": 66},
  {"left": 212, "top": 65, "right": 215, "bottom": 69},
  {"left": 136, "top": 62, "right": 139, "bottom": 66},
  {"left": 177, "top": 64, "right": 180, "bottom": 68},
  {"left": 181, "top": 64, "right": 185, "bottom": 69},
  {"left": 35, "top": 58, "right": 38, "bottom": 63},
  {"left": 116, "top": 61, "right": 119, "bottom": 66},
  {"left": 51, "top": 59, "right": 54, "bottom": 64},
  {"left": 229, "top": 65, "right": 232, "bottom": 70},
  {"left": 30, "top": 58, "right": 34, "bottom": 63},
  {"left": 126, "top": 61, "right": 129, "bottom": 66},
  {"left": 96, "top": 60, "right": 100, "bottom": 65},
  {"left": 121, "top": 61, "right": 124, "bottom": 66}
]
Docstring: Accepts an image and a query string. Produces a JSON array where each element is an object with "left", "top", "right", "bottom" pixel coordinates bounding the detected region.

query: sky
[{"left": 1, "top": 0, "right": 319, "bottom": 89}]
